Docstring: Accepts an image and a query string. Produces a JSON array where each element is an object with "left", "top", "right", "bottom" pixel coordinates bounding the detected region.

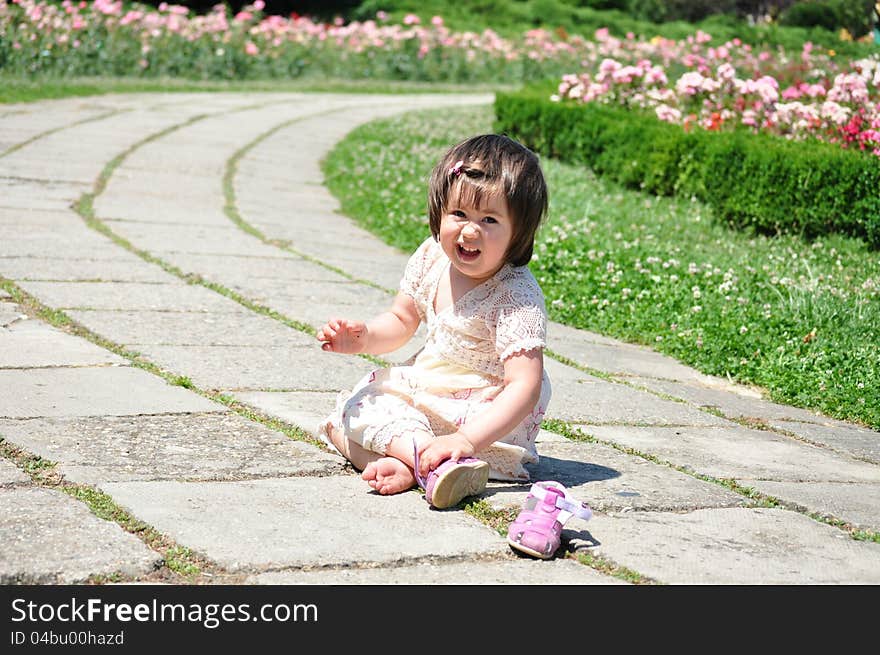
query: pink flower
[
  {"left": 245, "top": 41, "right": 259, "bottom": 56},
  {"left": 655, "top": 104, "right": 681, "bottom": 123},
  {"left": 403, "top": 13, "right": 420, "bottom": 25}
]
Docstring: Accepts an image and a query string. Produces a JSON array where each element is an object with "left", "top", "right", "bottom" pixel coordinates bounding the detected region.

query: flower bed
[
  {"left": 553, "top": 28, "right": 880, "bottom": 156},
  {"left": 0, "top": 0, "right": 596, "bottom": 82},
  {"left": 495, "top": 27, "right": 880, "bottom": 247}
]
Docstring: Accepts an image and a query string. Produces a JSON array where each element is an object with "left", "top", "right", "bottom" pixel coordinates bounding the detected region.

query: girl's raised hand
[{"left": 317, "top": 318, "right": 367, "bottom": 354}]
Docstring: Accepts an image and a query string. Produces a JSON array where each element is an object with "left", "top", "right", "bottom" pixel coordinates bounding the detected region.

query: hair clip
[{"left": 449, "top": 160, "right": 464, "bottom": 177}]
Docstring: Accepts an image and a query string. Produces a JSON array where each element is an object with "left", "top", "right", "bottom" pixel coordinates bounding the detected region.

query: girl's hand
[
  {"left": 316, "top": 318, "right": 367, "bottom": 354},
  {"left": 417, "top": 432, "right": 476, "bottom": 478}
]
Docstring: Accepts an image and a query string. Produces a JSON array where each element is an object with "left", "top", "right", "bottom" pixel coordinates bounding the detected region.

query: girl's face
[{"left": 439, "top": 189, "right": 514, "bottom": 284}]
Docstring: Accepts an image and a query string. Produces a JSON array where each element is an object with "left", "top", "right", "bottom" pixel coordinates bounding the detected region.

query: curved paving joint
[{"left": 0, "top": 93, "right": 878, "bottom": 585}]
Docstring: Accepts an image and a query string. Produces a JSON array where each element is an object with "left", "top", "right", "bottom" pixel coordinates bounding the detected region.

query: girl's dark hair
[{"left": 427, "top": 134, "right": 548, "bottom": 267}]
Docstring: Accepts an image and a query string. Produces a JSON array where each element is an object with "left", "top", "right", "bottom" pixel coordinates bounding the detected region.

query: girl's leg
[{"left": 328, "top": 426, "right": 432, "bottom": 495}]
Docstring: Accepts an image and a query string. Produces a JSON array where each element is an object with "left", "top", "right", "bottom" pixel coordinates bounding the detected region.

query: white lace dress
[{"left": 318, "top": 237, "right": 551, "bottom": 481}]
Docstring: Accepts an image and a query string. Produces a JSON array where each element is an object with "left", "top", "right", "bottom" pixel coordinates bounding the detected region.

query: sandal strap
[
  {"left": 413, "top": 438, "right": 428, "bottom": 490},
  {"left": 511, "top": 510, "right": 561, "bottom": 532},
  {"left": 529, "top": 482, "right": 592, "bottom": 522}
]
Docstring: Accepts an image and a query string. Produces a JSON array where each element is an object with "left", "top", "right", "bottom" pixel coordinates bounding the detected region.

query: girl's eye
[
  {"left": 482, "top": 216, "right": 497, "bottom": 224},
  {"left": 451, "top": 210, "right": 466, "bottom": 219}
]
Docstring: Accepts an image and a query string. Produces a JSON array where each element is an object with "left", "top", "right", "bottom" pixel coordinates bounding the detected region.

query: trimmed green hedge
[{"left": 494, "top": 89, "right": 880, "bottom": 247}]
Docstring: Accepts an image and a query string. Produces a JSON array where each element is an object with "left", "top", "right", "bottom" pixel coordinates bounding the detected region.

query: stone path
[{"left": 1, "top": 92, "right": 878, "bottom": 585}]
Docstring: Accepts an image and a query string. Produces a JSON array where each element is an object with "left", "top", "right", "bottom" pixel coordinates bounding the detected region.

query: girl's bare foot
[{"left": 362, "top": 457, "right": 417, "bottom": 495}]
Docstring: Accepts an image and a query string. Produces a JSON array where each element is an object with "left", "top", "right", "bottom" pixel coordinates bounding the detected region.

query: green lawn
[{"left": 323, "top": 104, "right": 880, "bottom": 429}]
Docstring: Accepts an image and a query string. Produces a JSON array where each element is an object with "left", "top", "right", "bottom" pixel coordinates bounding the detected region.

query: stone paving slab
[
  {"left": 265, "top": 238, "right": 409, "bottom": 293},
  {"left": 0, "top": 367, "right": 224, "bottom": 418},
  {"left": 101, "top": 476, "right": 506, "bottom": 572},
  {"left": 0, "top": 206, "right": 81, "bottom": 226},
  {"left": 0, "top": 486, "right": 161, "bottom": 584},
  {"left": 0, "top": 104, "right": 119, "bottom": 148},
  {"left": 4, "top": 153, "right": 109, "bottom": 186},
  {"left": 543, "top": 364, "right": 732, "bottom": 427},
  {"left": 768, "top": 420, "right": 880, "bottom": 464},
  {"left": 272, "top": 297, "right": 392, "bottom": 331},
  {"left": 66, "top": 309, "right": 310, "bottom": 347},
  {"left": 546, "top": 321, "right": 642, "bottom": 349},
  {"left": 0, "top": 228, "right": 120, "bottom": 259},
  {"left": 0, "top": 302, "right": 27, "bottom": 327},
  {"left": 739, "top": 479, "right": 880, "bottom": 532},
  {"left": 158, "top": 252, "right": 346, "bottom": 284},
  {"left": 548, "top": 332, "right": 709, "bottom": 382},
  {"left": 95, "top": 200, "right": 232, "bottom": 227},
  {"left": 0, "top": 179, "right": 82, "bottom": 212},
  {"left": 231, "top": 390, "right": 342, "bottom": 439},
  {"left": 254, "top": 223, "right": 379, "bottom": 252},
  {"left": 106, "top": 222, "right": 292, "bottom": 259},
  {"left": 2, "top": 108, "right": 214, "bottom": 182},
  {"left": 480, "top": 439, "right": 745, "bottom": 514},
  {"left": 190, "top": 278, "right": 394, "bottom": 325},
  {"left": 140, "top": 344, "right": 373, "bottom": 392},
  {"left": 248, "top": 557, "right": 626, "bottom": 584},
  {"left": 244, "top": 197, "right": 340, "bottom": 224},
  {"left": 585, "top": 425, "right": 880, "bottom": 483},
  {"left": 0, "top": 413, "right": 342, "bottom": 486},
  {"left": 630, "top": 376, "right": 832, "bottom": 424},
  {"left": 581, "top": 507, "right": 880, "bottom": 584},
  {"left": 16, "top": 280, "right": 252, "bottom": 313},
  {"left": 103, "top": 169, "right": 221, "bottom": 198},
  {"left": 0, "top": 255, "right": 175, "bottom": 283},
  {"left": 0, "top": 459, "right": 29, "bottom": 486},
  {"left": 297, "top": 249, "right": 411, "bottom": 295},
  {"left": 0, "top": 319, "right": 127, "bottom": 368},
  {"left": 240, "top": 278, "right": 393, "bottom": 309}
]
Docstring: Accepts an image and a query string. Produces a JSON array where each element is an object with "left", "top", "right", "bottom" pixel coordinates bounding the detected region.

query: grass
[
  {"left": 322, "top": 104, "right": 880, "bottom": 430},
  {"left": 0, "top": 75, "right": 511, "bottom": 105}
]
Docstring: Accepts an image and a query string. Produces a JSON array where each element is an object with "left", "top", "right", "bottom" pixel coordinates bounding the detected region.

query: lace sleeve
[
  {"left": 399, "top": 237, "right": 440, "bottom": 320},
  {"left": 493, "top": 274, "right": 548, "bottom": 362},
  {"left": 399, "top": 238, "right": 436, "bottom": 296}
]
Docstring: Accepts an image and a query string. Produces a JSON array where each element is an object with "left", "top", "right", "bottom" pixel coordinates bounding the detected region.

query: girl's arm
[
  {"left": 416, "top": 349, "right": 544, "bottom": 474},
  {"left": 317, "top": 291, "right": 421, "bottom": 355}
]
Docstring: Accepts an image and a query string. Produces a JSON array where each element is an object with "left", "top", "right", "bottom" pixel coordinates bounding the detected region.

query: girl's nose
[{"left": 461, "top": 222, "right": 479, "bottom": 238}]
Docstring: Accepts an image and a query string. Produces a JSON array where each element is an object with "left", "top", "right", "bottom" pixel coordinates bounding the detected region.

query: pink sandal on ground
[
  {"left": 413, "top": 442, "right": 489, "bottom": 510},
  {"left": 507, "top": 481, "right": 593, "bottom": 559}
]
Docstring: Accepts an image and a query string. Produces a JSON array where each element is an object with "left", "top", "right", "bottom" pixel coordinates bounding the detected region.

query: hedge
[{"left": 494, "top": 88, "right": 880, "bottom": 248}]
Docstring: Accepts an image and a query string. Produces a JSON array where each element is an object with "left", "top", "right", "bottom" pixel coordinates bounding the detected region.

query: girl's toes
[{"left": 361, "top": 462, "right": 378, "bottom": 482}]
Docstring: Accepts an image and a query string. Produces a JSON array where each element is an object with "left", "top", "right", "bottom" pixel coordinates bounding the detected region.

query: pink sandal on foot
[
  {"left": 413, "top": 442, "right": 489, "bottom": 510},
  {"left": 507, "top": 481, "right": 592, "bottom": 559}
]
